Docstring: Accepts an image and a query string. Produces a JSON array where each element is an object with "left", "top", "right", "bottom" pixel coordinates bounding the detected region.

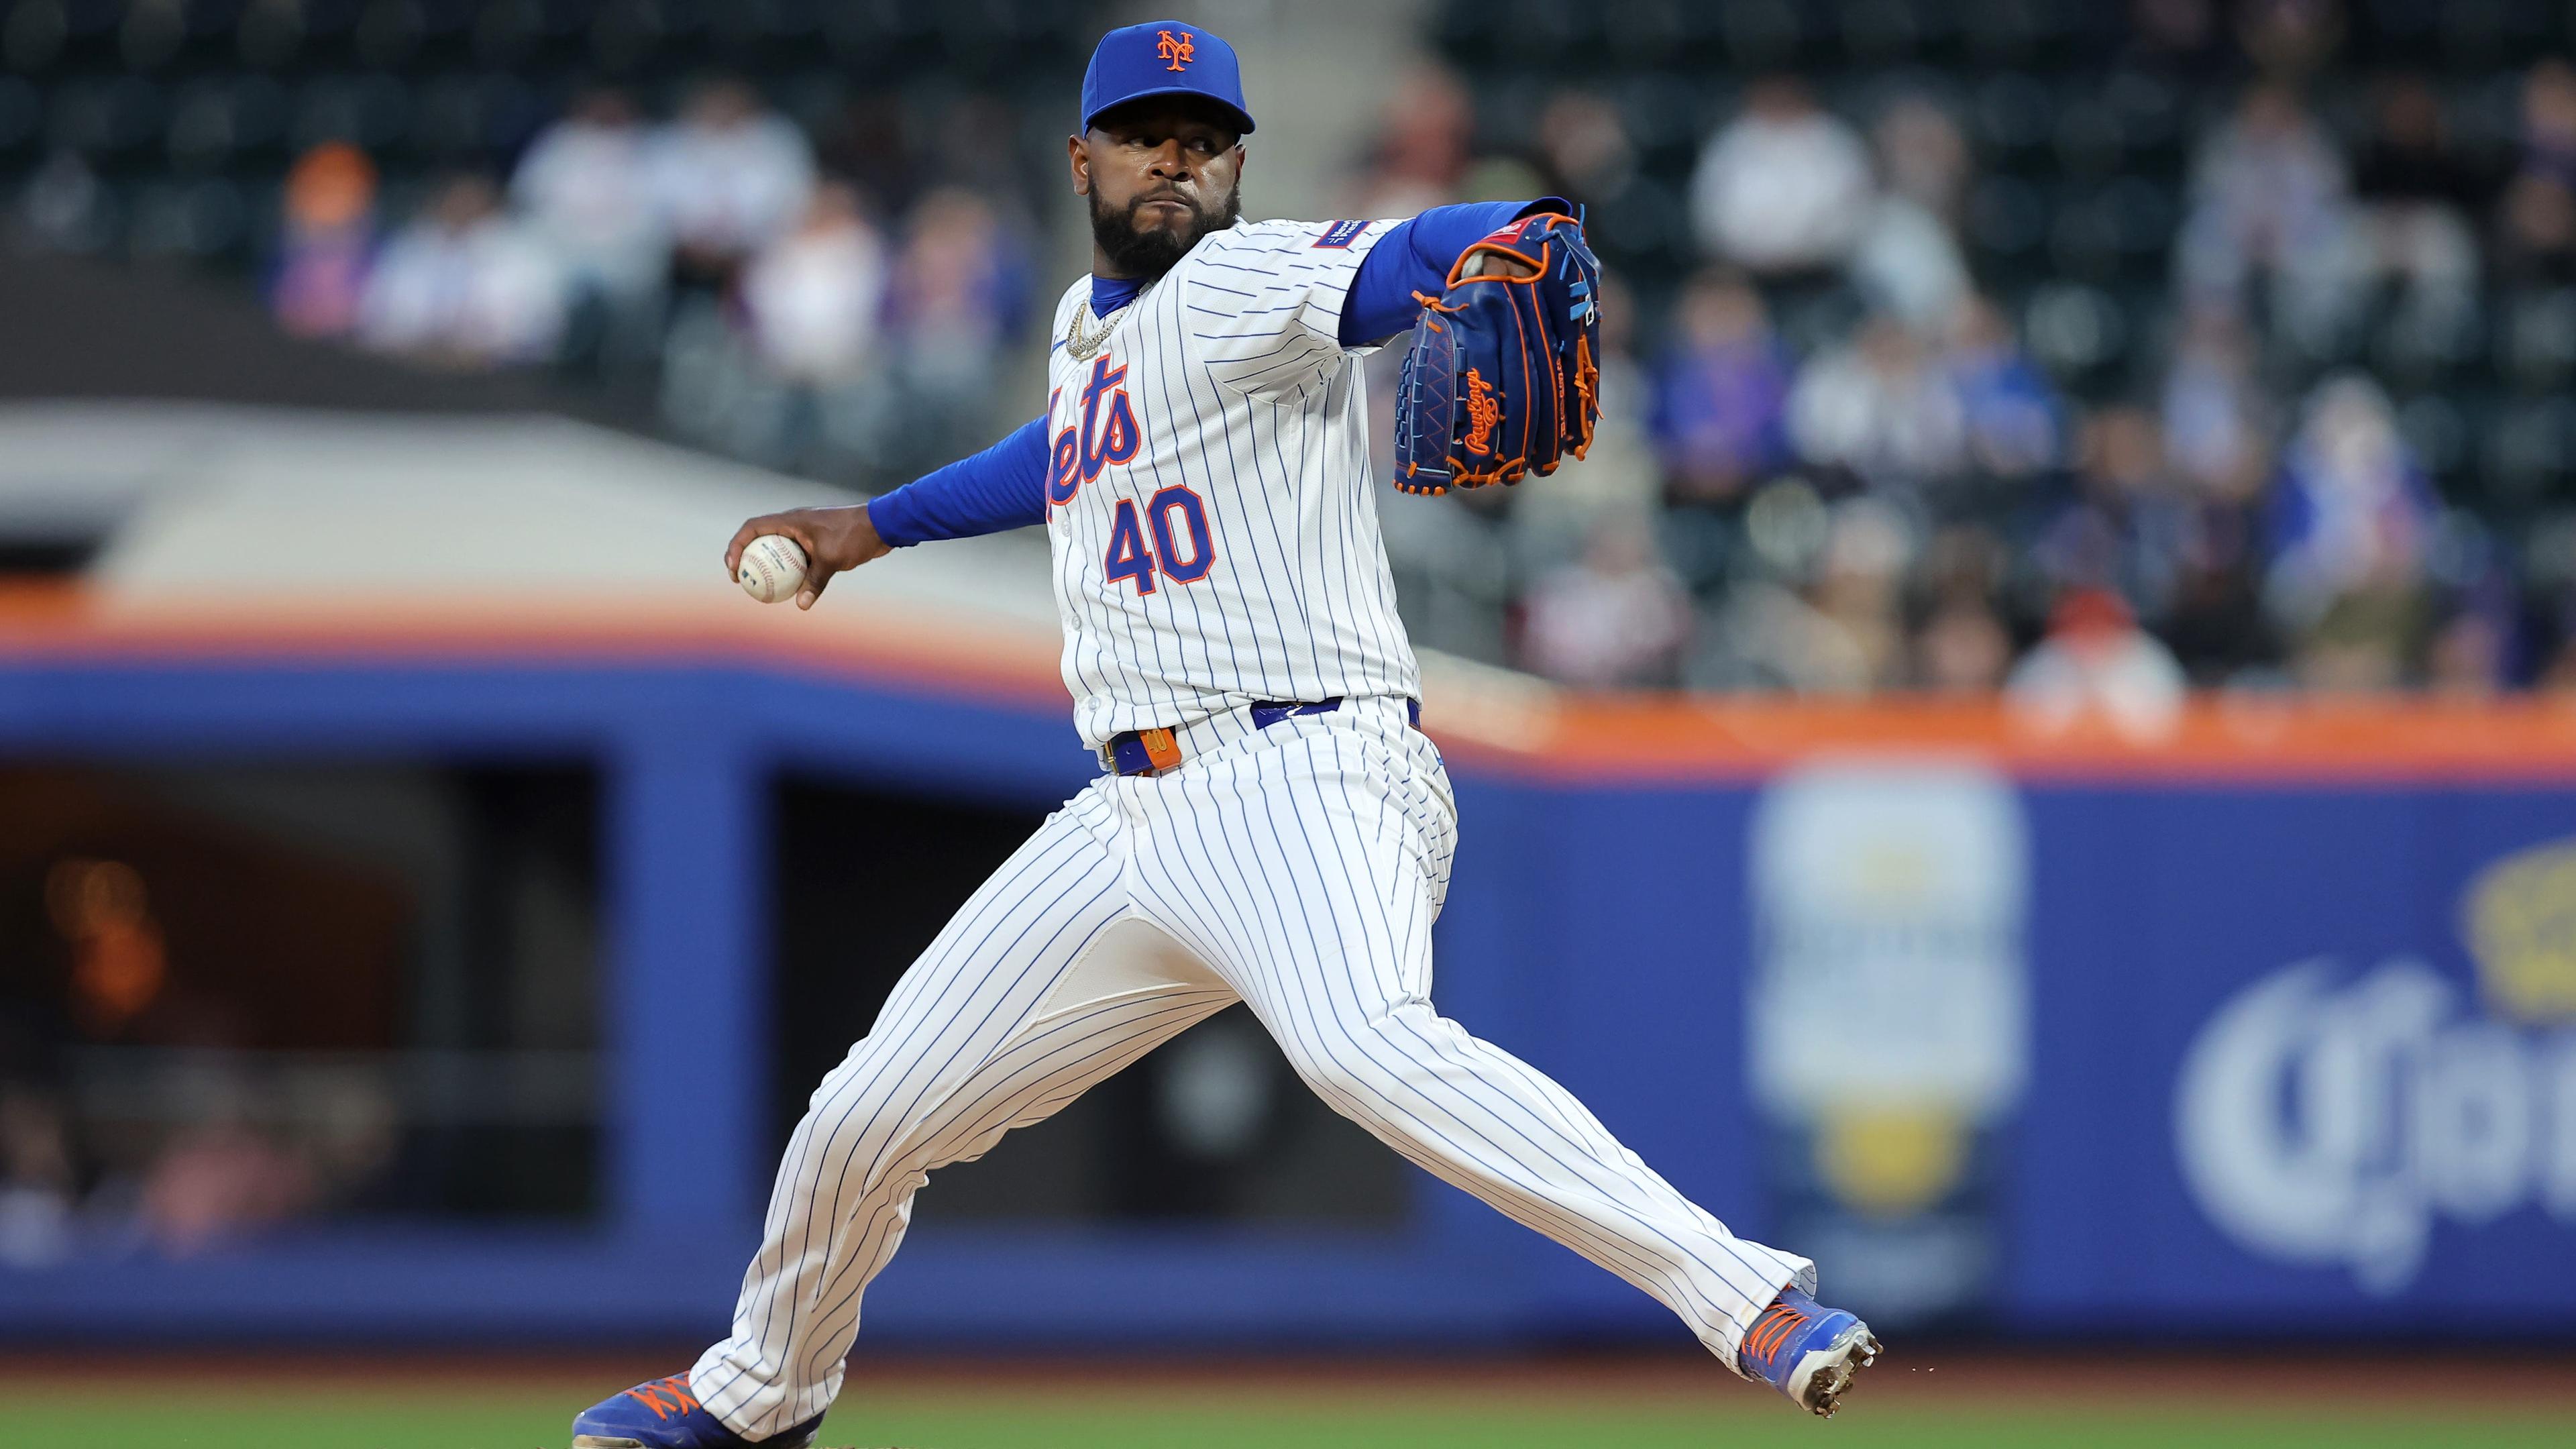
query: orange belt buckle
[{"left": 1138, "top": 727, "right": 1183, "bottom": 773}]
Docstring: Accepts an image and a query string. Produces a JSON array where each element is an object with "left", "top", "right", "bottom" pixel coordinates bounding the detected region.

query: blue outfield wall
[{"left": 1, "top": 652, "right": 2571, "bottom": 1341}]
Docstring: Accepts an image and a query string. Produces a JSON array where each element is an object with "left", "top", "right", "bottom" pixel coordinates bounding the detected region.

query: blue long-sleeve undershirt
[
  {"left": 1336, "top": 198, "right": 1564, "bottom": 347},
  {"left": 865, "top": 199, "right": 1562, "bottom": 547},
  {"left": 865, "top": 413, "right": 1051, "bottom": 547}
]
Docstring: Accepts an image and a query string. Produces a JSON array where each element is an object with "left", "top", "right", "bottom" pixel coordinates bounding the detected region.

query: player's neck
[
  {"left": 1091, "top": 253, "right": 1175, "bottom": 286},
  {"left": 1089, "top": 266, "right": 1155, "bottom": 319},
  {"left": 1091, "top": 244, "right": 1138, "bottom": 281}
]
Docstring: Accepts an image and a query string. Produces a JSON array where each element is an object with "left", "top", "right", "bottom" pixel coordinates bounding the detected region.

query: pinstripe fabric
[
  {"left": 688, "top": 219, "right": 1811, "bottom": 1439},
  {"left": 1046, "top": 219, "right": 1419, "bottom": 755},
  {"left": 688, "top": 706, "right": 1814, "bottom": 1438}
]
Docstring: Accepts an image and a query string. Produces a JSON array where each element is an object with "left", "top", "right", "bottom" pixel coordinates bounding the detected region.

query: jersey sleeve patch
[{"left": 1313, "top": 219, "right": 1368, "bottom": 248}]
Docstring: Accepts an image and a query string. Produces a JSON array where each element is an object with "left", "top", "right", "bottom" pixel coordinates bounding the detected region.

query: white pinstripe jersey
[{"left": 1040, "top": 217, "right": 1418, "bottom": 752}]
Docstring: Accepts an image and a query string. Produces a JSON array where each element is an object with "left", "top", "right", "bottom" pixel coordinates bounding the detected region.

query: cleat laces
[
  {"left": 619, "top": 1374, "right": 702, "bottom": 1421},
  {"left": 1741, "top": 1299, "right": 1809, "bottom": 1369}
]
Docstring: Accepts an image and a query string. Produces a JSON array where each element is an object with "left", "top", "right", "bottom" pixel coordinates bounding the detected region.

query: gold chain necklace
[
  {"left": 1065, "top": 276, "right": 1158, "bottom": 362},
  {"left": 1065, "top": 303, "right": 1115, "bottom": 362}
]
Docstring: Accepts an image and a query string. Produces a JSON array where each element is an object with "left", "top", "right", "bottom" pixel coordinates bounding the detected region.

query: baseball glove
[{"left": 1391, "top": 210, "right": 1603, "bottom": 495}]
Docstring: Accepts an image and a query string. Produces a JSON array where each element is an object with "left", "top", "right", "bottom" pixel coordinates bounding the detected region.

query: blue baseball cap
[{"left": 1080, "top": 19, "right": 1254, "bottom": 137}]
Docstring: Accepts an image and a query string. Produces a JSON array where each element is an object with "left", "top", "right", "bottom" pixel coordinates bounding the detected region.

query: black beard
[{"left": 1089, "top": 183, "right": 1240, "bottom": 282}]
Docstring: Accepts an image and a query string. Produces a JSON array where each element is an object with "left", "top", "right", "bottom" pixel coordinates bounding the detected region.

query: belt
[{"left": 1103, "top": 696, "right": 1422, "bottom": 777}]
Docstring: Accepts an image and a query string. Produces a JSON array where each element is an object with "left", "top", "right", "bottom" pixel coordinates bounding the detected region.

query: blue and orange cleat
[
  {"left": 1737, "top": 1287, "right": 1881, "bottom": 1417},
  {"left": 569, "top": 1372, "right": 824, "bottom": 1448}
]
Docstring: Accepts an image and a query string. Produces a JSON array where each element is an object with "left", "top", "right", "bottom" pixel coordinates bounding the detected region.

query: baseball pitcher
[{"left": 572, "top": 20, "right": 1875, "bottom": 1448}]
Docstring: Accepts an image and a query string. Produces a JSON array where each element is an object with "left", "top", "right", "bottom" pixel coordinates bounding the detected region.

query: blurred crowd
[
  {"left": 1, "top": 856, "right": 400, "bottom": 1265},
  {"left": 15, "top": 70, "right": 1042, "bottom": 482},
  {"left": 254, "top": 75, "right": 1038, "bottom": 479},
  {"left": 1379, "top": 0, "right": 2576, "bottom": 703},
  {"left": 14, "top": 2, "right": 2576, "bottom": 702}
]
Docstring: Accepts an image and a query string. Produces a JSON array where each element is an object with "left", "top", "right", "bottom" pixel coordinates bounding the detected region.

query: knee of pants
[
  {"left": 1270, "top": 1005, "right": 1443, "bottom": 1122},
  {"left": 806, "top": 1034, "right": 890, "bottom": 1112},
  {"left": 796, "top": 1035, "right": 934, "bottom": 1161}
]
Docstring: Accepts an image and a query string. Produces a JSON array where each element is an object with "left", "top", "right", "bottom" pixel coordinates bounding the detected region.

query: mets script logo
[
  {"left": 1049, "top": 355, "right": 1141, "bottom": 507},
  {"left": 1157, "top": 29, "right": 1194, "bottom": 70},
  {"left": 1462, "top": 368, "right": 1501, "bottom": 456}
]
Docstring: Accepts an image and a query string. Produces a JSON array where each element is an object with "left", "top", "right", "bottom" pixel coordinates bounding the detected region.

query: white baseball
[{"left": 738, "top": 534, "right": 810, "bottom": 604}]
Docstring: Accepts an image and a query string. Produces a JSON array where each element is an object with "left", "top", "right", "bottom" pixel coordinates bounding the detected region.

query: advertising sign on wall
[
  {"left": 2014, "top": 794, "right": 2576, "bottom": 1328},
  {"left": 1749, "top": 763, "right": 2029, "bottom": 1326},
  {"left": 2174, "top": 837, "right": 2576, "bottom": 1296}
]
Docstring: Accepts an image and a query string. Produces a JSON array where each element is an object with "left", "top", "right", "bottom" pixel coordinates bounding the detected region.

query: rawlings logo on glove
[
  {"left": 1391, "top": 211, "right": 1603, "bottom": 495},
  {"left": 1463, "top": 370, "right": 1501, "bottom": 458}
]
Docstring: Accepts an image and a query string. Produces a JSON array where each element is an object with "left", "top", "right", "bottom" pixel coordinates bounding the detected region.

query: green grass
[{"left": 7, "top": 1386, "right": 2561, "bottom": 1449}]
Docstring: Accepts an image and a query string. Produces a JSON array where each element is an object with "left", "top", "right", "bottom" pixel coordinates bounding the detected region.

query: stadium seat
[
  {"left": 291, "top": 73, "right": 412, "bottom": 156},
  {"left": 0, "top": 74, "right": 38, "bottom": 158},
  {"left": 1718, "top": 0, "right": 1805, "bottom": 72},
  {"left": 1971, "top": 71, "right": 2055, "bottom": 174},
  {"left": 127, "top": 174, "right": 250, "bottom": 260}
]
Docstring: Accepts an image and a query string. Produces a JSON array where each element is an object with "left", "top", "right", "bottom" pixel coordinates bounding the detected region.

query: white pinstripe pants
[{"left": 690, "top": 699, "right": 1813, "bottom": 1436}]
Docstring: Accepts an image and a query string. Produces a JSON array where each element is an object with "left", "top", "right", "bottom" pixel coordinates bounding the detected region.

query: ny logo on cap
[{"left": 1156, "top": 28, "right": 1194, "bottom": 70}]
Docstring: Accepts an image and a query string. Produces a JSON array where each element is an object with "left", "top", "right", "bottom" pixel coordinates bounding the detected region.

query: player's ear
[{"left": 1067, "top": 133, "right": 1091, "bottom": 195}]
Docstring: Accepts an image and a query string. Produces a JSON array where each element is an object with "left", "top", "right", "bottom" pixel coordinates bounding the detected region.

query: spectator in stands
[
  {"left": 740, "top": 181, "right": 889, "bottom": 386},
  {"left": 1689, "top": 76, "right": 1874, "bottom": 280},
  {"left": 0, "top": 1015, "right": 77, "bottom": 1269},
  {"left": 1915, "top": 596, "right": 2016, "bottom": 693},
  {"left": 817, "top": 93, "right": 924, "bottom": 220},
  {"left": 1509, "top": 270, "right": 1662, "bottom": 577},
  {"left": 2267, "top": 375, "right": 2437, "bottom": 690},
  {"left": 1346, "top": 62, "right": 1476, "bottom": 217},
  {"left": 2129, "top": 343, "right": 2291, "bottom": 687},
  {"left": 2161, "top": 305, "right": 2274, "bottom": 502},
  {"left": 880, "top": 187, "right": 1031, "bottom": 471},
  {"left": 2175, "top": 83, "right": 2355, "bottom": 356},
  {"left": 1696, "top": 583, "right": 1874, "bottom": 693},
  {"left": 1912, "top": 525, "right": 2015, "bottom": 693},
  {"left": 2038, "top": 407, "right": 2186, "bottom": 622},
  {"left": 2494, "top": 168, "right": 2576, "bottom": 287},
  {"left": 1652, "top": 270, "right": 1792, "bottom": 506},
  {"left": 357, "top": 174, "right": 564, "bottom": 368},
  {"left": 0, "top": 1083, "right": 74, "bottom": 1267},
  {"left": 651, "top": 77, "right": 816, "bottom": 288},
  {"left": 1787, "top": 313, "right": 1967, "bottom": 492},
  {"left": 2235, "top": 0, "right": 2342, "bottom": 83},
  {"left": 1809, "top": 497, "right": 1914, "bottom": 690},
  {"left": 2426, "top": 607, "right": 2510, "bottom": 697},
  {"left": 2006, "top": 588, "right": 2187, "bottom": 741},
  {"left": 2541, "top": 633, "right": 2576, "bottom": 694},
  {"left": 1848, "top": 96, "right": 1973, "bottom": 331},
  {"left": 2269, "top": 376, "right": 2434, "bottom": 605},
  {"left": 2351, "top": 74, "right": 2485, "bottom": 354},
  {"left": 1536, "top": 90, "right": 1635, "bottom": 205},
  {"left": 1943, "top": 296, "right": 2061, "bottom": 484},
  {"left": 2520, "top": 58, "right": 2576, "bottom": 186},
  {"left": 1648, "top": 268, "right": 1790, "bottom": 589},
  {"left": 1848, "top": 189, "right": 1971, "bottom": 336},
  {"left": 2500, "top": 61, "right": 2576, "bottom": 288},
  {"left": 512, "top": 87, "right": 669, "bottom": 374},
  {"left": 1874, "top": 96, "right": 1972, "bottom": 228},
  {"left": 138, "top": 1102, "right": 318, "bottom": 1257},
  {"left": 2126, "top": 0, "right": 2234, "bottom": 79},
  {"left": 660, "top": 180, "right": 900, "bottom": 474},
  {"left": 1688, "top": 482, "right": 1860, "bottom": 692},
  {"left": 2163, "top": 535, "right": 2281, "bottom": 687},
  {"left": 1532, "top": 89, "right": 1672, "bottom": 274},
  {"left": 1519, "top": 513, "right": 1693, "bottom": 688},
  {"left": 267, "top": 143, "right": 378, "bottom": 341}
]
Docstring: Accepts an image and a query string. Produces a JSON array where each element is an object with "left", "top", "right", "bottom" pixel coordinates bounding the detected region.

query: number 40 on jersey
[{"left": 1106, "top": 486, "right": 1214, "bottom": 596}]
